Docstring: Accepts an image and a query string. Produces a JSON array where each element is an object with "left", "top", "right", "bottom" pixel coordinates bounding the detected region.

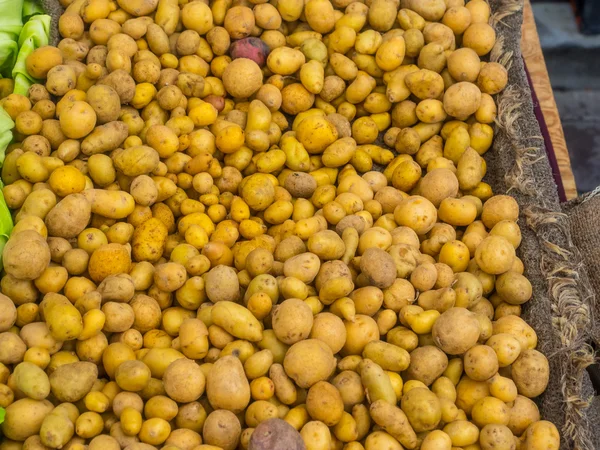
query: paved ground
[{"left": 533, "top": 2, "right": 600, "bottom": 194}]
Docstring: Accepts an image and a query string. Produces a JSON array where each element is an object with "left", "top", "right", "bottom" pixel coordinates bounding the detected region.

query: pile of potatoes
[{"left": 0, "top": 0, "right": 560, "bottom": 448}]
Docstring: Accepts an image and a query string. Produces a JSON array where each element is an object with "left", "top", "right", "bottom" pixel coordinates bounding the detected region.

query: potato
[
  {"left": 268, "top": 47, "right": 305, "bottom": 76},
  {"left": 50, "top": 361, "right": 98, "bottom": 402},
  {"left": 419, "top": 168, "right": 459, "bottom": 208},
  {"left": 0, "top": 293, "right": 17, "bottom": 332},
  {"left": 495, "top": 271, "right": 532, "bottom": 305},
  {"left": 211, "top": 301, "right": 263, "bottom": 342},
  {"left": 474, "top": 236, "right": 516, "bottom": 275},
  {"left": 493, "top": 315, "right": 537, "bottom": 351},
  {"left": 200, "top": 410, "right": 241, "bottom": 450},
  {"left": 283, "top": 252, "right": 320, "bottom": 284},
  {"left": 438, "top": 197, "right": 477, "bottom": 227},
  {"left": 45, "top": 194, "right": 91, "bottom": 239},
  {"left": 405, "top": 69, "right": 445, "bottom": 100},
  {"left": 223, "top": 58, "right": 263, "bottom": 98},
  {"left": 307, "top": 230, "right": 345, "bottom": 261},
  {"left": 206, "top": 355, "right": 250, "bottom": 413},
  {"left": 456, "top": 147, "right": 484, "bottom": 191},
  {"left": 518, "top": 420, "right": 559, "bottom": 450},
  {"left": 285, "top": 173, "right": 318, "bottom": 200},
  {"left": 88, "top": 243, "right": 132, "bottom": 283},
  {"left": 443, "top": 420, "right": 480, "bottom": 447},
  {"left": 82, "top": 189, "right": 135, "bottom": 220},
  {"left": 113, "top": 145, "right": 160, "bottom": 176},
  {"left": 27, "top": 46, "right": 64, "bottom": 79},
  {"left": 405, "top": 345, "right": 448, "bottom": 385},
  {"left": 43, "top": 292, "right": 84, "bottom": 340},
  {"left": 46, "top": 65, "right": 77, "bottom": 96},
  {"left": 507, "top": 395, "right": 540, "bottom": 437},
  {"left": 432, "top": 307, "right": 480, "bottom": 354},
  {"left": 81, "top": 122, "right": 128, "bottom": 156},
  {"left": 305, "top": 381, "right": 344, "bottom": 428},
  {"left": 401, "top": 387, "right": 441, "bottom": 432},
  {"left": 442, "top": 82, "right": 481, "bottom": 120},
  {"left": 163, "top": 358, "right": 205, "bottom": 403},
  {"left": 463, "top": 22, "right": 496, "bottom": 56},
  {"left": 272, "top": 298, "right": 313, "bottom": 345},
  {"left": 362, "top": 340, "right": 410, "bottom": 372},
  {"left": 511, "top": 349, "right": 549, "bottom": 398},
  {"left": 331, "top": 371, "right": 364, "bottom": 411},
  {"left": 249, "top": 418, "right": 305, "bottom": 450},
  {"left": 3, "top": 230, "right": 51, "bottom": 281},
  {"left": 281, "top": 83, "right": 315, "bottom": 115},
  {"left": 205, "top": 265, "right": 240, "bottom": 303},
  {"left": 131, "top": 217, "right": 168, "bottom": 263},
  {"left": 284, "top": 339, "right": 336, "bottom": 389},
  {"left": 482, "top": 195, "right": 519, "bottom": 229},
  {"left": 304, "top": 0, "right": 335, "bottom": 33},
  {"left": 369, "top": 400, "right": 418, "bottom": 449},
  {"left": 13, "top": 361, "right": 50, "bottom": 400},
  {"left": 1, "top": 398, "right": 54, "bottom": 441},
  {"left": 86, "top": 85, "right": 121, "bottom": 124},
  {"left": 299, "top": 421, "right": 331, "bottom": 450},
  {"left": 394, "top": 195, "right": 437, "bottom": 235}
]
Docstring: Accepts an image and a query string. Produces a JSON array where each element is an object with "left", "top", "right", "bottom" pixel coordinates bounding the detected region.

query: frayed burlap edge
[
  {"left": 488, "top": 1, "right": 598, "bottom": 448},
  {"left": 524, "top": 207, "right": 596, "bottom": 449}
]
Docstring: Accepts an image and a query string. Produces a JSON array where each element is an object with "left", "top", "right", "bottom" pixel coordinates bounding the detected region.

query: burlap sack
[
  {"left": 35, "top": 0, "right": 600, "bottom": 448},
  {"left": 486, "top": 1, "right": 599, "bottom": 448},
  {"left": 562, "top": 191, "right": 600, "bottom": 339}
]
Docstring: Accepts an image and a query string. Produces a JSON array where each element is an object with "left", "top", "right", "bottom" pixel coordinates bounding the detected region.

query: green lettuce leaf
[
  {"left": 0, "top": 106, "right": 14, "bottom": 269},
  {"left": 23, "top": 0, "right": 45, "bottom": 21},
  {"left": 0, "top": 0, "right": 25, "bottom": 78}
]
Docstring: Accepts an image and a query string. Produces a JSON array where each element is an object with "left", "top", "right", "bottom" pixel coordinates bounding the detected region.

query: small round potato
[
  {"left": 284, "top": 339, "right": 336, "bottom": 389},
  {"left": 360, "top": 248, "right": 397, "bottom": 289},
  {"left": 394, "top": 196, "right": 438, "bottom": 235},
  {"left": 475, "top": 236, "right": 516, "bottom": 275},
  {"left": 163, "top": 358, "right": 206, "bottom": 403},
  {"left": 272, "top": 298, "right": 314, "bottom": 345},
  {"left": 432, "top": 307, "right": 480, "bottom": 355},
  {"left": 511, "top": 349, "right": 550, "bottom": 398},
  {"left": 443, "top": 82, "right": 482, "bottom": 120},
  {"left": 401, "top": 387, "right": 442, "bottom": 432},
  {"left": 463, "top": 23, "right": 496, "bottom": 56}
]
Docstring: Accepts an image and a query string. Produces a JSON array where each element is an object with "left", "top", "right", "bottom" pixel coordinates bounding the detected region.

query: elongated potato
[
  {"left": 211, "top": 301, "right": 263, "bottom": 342},
  {"left": 206, "top": 355, "right": 251, "bottom": 413},
  {"left": 113, "top": 145, "right": 160, "bottom": 176},
  {"left": 132, "top": 217, "right": 168, "bottom": 263},
  {"left": 45, "top": 194, "right": 91, "bottom": 239},
  {"left": 82, "top": 189, "right": 136, "bottom": 219},
  {"left": 369, "top": 400, "right": 418, "bottom": 449},
  {"left": 363, "top": 340, "right": 410, "bottom": 372},
  {"left": 81, "top": 121, "right": 129, "bottom": 156},
  {"left": 360, "top": 359, "right": 396, "bottom": 405}
]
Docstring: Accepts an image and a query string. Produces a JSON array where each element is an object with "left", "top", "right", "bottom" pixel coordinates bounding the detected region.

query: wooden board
[{"left": 521, "top": 0, "right": 577, "bottom": 200}]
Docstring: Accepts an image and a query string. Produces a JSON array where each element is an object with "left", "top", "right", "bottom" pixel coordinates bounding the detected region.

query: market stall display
[{"left": 0, "top": 0, "right": 595, "bottom": 449}]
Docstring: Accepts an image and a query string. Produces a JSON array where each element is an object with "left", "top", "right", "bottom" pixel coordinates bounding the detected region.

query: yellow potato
[
  {"left": 211, "top": 301, "right": 263, "bottom": 342},
  {"left": 369, "top": 400, "right": 418, "bottom": 449}
]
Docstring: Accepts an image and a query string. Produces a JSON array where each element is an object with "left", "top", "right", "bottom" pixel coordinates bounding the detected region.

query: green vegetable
[
  {"left": 0, "top": 106, "right": 14, "bottom": 270},
  {"left": 0, "top": 406, "right": 5, "bottom": 425},
  {"left": 0, "top": 0, "right": 25, "bottom": 78},
  {"left": 23, "top": 0, "right": 44, "bottom": 21}
]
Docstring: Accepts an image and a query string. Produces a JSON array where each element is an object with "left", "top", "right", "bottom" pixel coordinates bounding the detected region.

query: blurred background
[{"left": 532, "top": 0, "right": 600, "bottom": 194}]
